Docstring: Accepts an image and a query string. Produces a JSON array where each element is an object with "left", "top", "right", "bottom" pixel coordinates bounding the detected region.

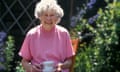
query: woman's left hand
[
  {"left": 55, "top": 58, "right": 72, "bottom": 72},
  {"left": 55, "top": 63, "right": 63, "bottom": 72}
]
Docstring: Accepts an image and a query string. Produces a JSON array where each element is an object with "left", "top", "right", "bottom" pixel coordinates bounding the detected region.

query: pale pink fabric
[{"left": 19, "top": 25, "right": 75, "bottom": 72}]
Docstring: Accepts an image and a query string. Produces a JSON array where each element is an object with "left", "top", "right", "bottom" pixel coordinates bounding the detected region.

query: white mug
[{"left": 42, "top": 61, "right": 55, "bottom": 72}]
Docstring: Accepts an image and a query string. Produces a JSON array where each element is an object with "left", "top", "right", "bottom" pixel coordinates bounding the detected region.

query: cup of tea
[{"left": 42, "top": 61, "right": 55, "bottom": 72}]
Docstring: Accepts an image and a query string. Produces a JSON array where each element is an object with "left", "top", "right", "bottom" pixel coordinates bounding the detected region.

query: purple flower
[
  {"left": 70, "top": 16, "right": 78, "bottom": 27},
  {"left": 0, "top": 31, "right": 6, "bottom": 64},
  {"left": 87, "top": 3, "right": 93, "bottom": 9},
  {"left": 87, "top": 0, "right": 96, "bottom": 9},
  {"left": 0, "top": 31, "right": 6, "bottom": 42},
  {"left": 0, "top": 65, "right": 5, "bottom": 70},
  {"left": 90, "top": 0, "right": 96, "bottom": 4},
  {"left": 0, "top": 42, "right": 4, "bottom": 47},
  {"left": 0, "top": 57, "right": 5, "bottom": 62},
  {"left": 88, "top": 14, "right": 99, "bottom": 24},
  {"left": 88, "top": 17, "right": 94, "bottom": 24},
  {"left": 77, "top": 9, "right": 86, "bottom": 19},
  {"left": 70, "top": 9, "right": 86, "bottom": 27}
]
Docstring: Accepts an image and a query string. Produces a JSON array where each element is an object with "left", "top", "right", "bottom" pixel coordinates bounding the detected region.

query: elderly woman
[{"left": 19, "top": 0, "right": 75, "bottom": 72}]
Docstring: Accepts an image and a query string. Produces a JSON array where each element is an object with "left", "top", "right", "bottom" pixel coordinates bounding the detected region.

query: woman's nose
[{"left": 46, "top": 16, "right": 51, "bottom": 20}]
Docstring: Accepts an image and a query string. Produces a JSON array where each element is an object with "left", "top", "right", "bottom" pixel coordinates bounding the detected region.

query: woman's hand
[
  {"left": 55, "top": 58, "right": 72, "bottom": 72},
  {"left": 21, "top": 58, "right": 43, "bottom": 72},
  {"left": 31, "top": 63, "right": 43, "bottom": 72},
  {"left": 55, "top": 63, "right": 63, "bottom": 72}
]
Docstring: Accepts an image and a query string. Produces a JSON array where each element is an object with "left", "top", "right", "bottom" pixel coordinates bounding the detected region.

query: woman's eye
[
  {"left": 43, "top": 14, "right": 55, "bottom": 17},
  {"left": 45, "top": 14, "right": 48, "bottom": 16},
  {"left": 50, "top": 15, "right": 54, "bottom": 16}
]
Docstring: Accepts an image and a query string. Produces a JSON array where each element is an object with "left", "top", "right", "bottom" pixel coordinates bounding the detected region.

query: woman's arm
[
  {"left": 21, "top": 58, "right": 41, "bottom": 72},
  {"left": 21, "top": 58, "right": 32, "bottom": 72},
  {"left": 62, "top": 58, "right": 72, "bottom": 69},
  {"left": 57, "top": 57, "right": 72, "bottom": 71}
]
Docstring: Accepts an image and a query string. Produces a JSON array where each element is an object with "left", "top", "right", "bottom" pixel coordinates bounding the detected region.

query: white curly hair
[{"left": 34, "top": 0, "right": 64, "bottom": 19}]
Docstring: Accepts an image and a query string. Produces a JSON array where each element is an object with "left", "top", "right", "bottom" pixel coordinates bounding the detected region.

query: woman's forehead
[{"left": 43, "top": 9, "right": 56, "bottom": 14}]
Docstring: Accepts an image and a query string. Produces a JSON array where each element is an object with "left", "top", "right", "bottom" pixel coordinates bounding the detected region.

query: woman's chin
[
  {"left": 47, "top": 23, "right": 52, "bottom": 25},
  {"left": 45, "top": 23, "right": 54, "bottom": 25}
]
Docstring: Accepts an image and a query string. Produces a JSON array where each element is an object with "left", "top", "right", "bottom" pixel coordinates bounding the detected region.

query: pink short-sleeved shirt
[{"left": 19, "top": 25, "right": 75, "bottom": 72}]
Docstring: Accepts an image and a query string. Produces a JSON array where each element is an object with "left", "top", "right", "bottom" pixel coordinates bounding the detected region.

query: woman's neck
[{"left": 42, "top": 24, "right": 55, "bottom": 31}]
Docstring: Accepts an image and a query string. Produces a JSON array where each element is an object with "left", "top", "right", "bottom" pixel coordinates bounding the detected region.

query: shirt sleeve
[
  {"left": 18, "top": 33, "right": 32, "bottom": 60},
  {"left": 65, "top": 31, "right": 75, "bottom": 58}
]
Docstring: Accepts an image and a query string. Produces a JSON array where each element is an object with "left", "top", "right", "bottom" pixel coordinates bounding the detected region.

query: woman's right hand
[
  {"left": 31, "top": 63, "right": 43, "bottom": 72},
  {"left": 21, "top": 58, "right": 43, "bottom": 72}
]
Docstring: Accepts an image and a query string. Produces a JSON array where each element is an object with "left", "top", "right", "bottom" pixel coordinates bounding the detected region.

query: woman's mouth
[{"left": 44, "top": 21, "right": 53, "bottom": 25}]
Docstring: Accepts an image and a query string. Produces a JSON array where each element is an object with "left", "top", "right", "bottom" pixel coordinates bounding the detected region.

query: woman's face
[{"left": 40, "top": 9, "right": 59, "bottom": 26}]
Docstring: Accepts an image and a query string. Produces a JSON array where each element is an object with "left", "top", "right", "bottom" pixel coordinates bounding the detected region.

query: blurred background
[{"left": 0, "top": 0, "right": 120, "bottom": 72}]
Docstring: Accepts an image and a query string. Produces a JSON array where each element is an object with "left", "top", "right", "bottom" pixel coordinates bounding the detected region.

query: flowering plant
[
  {"left": 70, "top": 0, "right": 120, "bottom": 72},
  {"left": 0, "top": 31, "right": 15, "bottom": 72},
  {"left": 0, "top": 31, "right": 6, "bottom": 71}
]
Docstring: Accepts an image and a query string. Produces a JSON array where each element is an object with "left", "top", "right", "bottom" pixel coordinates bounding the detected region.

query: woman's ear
[
  {"left": 39, "top": 16, "right": 42, "bottom": 20},
  {"left": 56, "top": 18, "right": 61, "bottom": 24}
]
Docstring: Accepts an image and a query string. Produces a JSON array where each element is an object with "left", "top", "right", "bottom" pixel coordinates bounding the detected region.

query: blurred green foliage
[
  {"left": 74, "top": 1, "right": 120, "bottom": 72},
  {"left": 1, "top": 36, "right": 15, "bottom": 72},
  {"left": 16, "top": 62, "right": 24, "bottom": 72}
]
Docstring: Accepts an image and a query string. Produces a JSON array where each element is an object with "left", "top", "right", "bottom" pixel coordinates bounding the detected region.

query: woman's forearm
[
  {"left": 57, "top": 58, "right": 72, "bottom": 71},
  {"left": 21, "top": 58, "right": 32, "bottom": 72},
  {"left": 62, "top": 58, "right": 72, "bottom": 69}
]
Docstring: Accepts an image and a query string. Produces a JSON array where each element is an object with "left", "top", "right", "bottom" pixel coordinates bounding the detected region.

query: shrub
[
  {"left": 0, "top": 32, "right": 15, "bottom": 72},
  {"left": 4, "top": 36, "right": 15, "bottom": 72},
  {"left": 16, "top": 62, "right": 24, "bottom": 72},
  {"left": 73, "top": 1, "right": 119, "bottom": 72}
]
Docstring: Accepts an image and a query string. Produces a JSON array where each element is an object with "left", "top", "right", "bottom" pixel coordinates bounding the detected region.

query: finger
[
  {"left": 35, "top": 63, "right": 44, "bottom": 69},
  {"left": 55, "top": 63, "right": 63, "bottom": 72},
  {"left": 39, "top": 63, "right": 44, "bottom": 69},
  {"left": 54, "top": 66, "right": 61, "bottom": 72},
  {"left": 34, "top": 63, "right": 42, "bottom": 69},
  {"left": 32, "top": 65, "right": 41, "bottom": 72}
]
